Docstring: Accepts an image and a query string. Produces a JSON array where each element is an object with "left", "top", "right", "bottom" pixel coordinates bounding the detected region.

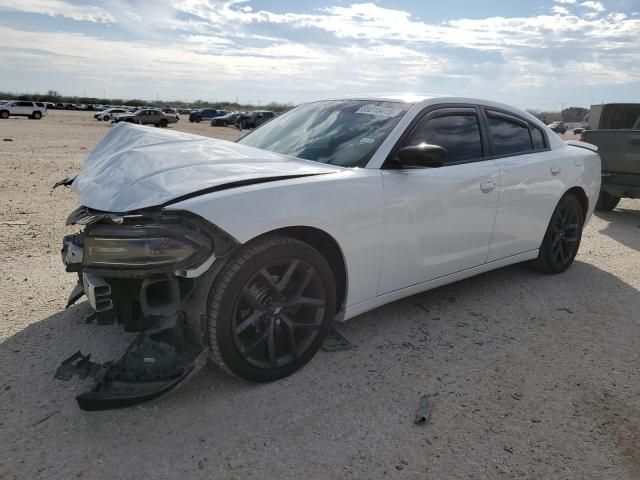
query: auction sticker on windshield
[{"left": 355, "top": 105, "right": 402, "bottom": 117}]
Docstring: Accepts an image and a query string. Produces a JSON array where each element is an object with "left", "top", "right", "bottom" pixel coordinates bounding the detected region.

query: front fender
[{"left": 166, "top": 170, "right": 384, "bottom": 307}]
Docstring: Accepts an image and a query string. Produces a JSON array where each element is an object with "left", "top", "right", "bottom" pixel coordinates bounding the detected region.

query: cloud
[
  {"left": 0, "top": 0, "right": 115, "bottom": 23},
  {"left": 580, "top": 1, "right": 606, "bottom": 12},
  {"left": 0, "top": 1, "right": 639, "bottom": 106}
]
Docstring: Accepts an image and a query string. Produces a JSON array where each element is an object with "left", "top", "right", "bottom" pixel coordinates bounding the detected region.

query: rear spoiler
[{"left": 565, "top": 140, "right": 598, "bottom": 152}]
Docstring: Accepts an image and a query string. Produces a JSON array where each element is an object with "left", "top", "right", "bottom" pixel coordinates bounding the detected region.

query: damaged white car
[{"left": 55, "top": 96, "right": 601, "bottom": 410}]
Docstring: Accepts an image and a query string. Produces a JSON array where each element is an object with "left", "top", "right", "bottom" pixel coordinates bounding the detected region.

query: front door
[{"left": 378, "top": 107, "right": 499, "bottom": 294}]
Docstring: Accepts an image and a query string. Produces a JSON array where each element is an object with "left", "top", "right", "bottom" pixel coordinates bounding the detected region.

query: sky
[{"left": 0, "top": 0, "right": 638, "bottom": 109}]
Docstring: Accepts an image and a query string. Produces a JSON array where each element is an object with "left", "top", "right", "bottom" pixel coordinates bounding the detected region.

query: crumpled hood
[{"left": 73, "top": 122, "right": 341, "bottom": 212}]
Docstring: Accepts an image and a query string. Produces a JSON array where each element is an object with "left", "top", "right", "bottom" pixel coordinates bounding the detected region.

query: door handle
[
  {"left": 550, "top": 165, "right": 562, "bottom": 175},
  {"left": 480, "top": 180, "right": 496, "bottom": 193}
]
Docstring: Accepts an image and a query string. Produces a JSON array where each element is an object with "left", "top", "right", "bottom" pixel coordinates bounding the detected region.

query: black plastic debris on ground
[
  {"left": 321, "top": 326, "right": 354, "bottom": 352},
  {"left": 414, "top": 394, "right": 436, "bottom": 425}
]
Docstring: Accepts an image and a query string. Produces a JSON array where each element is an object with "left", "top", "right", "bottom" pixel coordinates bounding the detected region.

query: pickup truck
[
  {"left": 582, "top": 103, "right": 640, "bottom": 210},
  {"left": 0, "top": 100, "right": 47, "bottom": 120}
]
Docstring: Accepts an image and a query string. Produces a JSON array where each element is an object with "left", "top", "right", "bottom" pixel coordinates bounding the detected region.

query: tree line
[{"left": 0, "top": 90, "right": 293, "bottom": 112}]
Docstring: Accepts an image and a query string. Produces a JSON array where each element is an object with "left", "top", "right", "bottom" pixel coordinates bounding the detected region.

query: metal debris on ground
[
  {"left": 414, "top": 394, "right": 436, "bottom": 425},
  {"left": 321, "top": 325, "right": 354, "bottom": 352},
  {"left": 0, "top": 221, "right": 27, "bottom": 226},
  {"left": 31, "top": 410, "right": 60, "bottom": 427}
]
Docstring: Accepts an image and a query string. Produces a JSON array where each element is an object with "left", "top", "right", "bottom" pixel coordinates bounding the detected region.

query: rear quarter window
[{"left": 531, "top": 127, "right": 546, "bottom": 150}]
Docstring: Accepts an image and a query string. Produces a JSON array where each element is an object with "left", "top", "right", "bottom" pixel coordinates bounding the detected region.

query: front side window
[
  {"left": 487, "top": 114, "right": 533, "bottom": 156},
  {"left": 238, "top": 100, "right": 410, "bottom": 167},
  {"left": 405, "top": 113, "right": 483, "bottom": 164}
]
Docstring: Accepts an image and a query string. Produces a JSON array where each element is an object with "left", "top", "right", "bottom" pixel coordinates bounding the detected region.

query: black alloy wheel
[
  {"left": 532, "top": 194, "right": 583, "bottom": 273},
  {"left": 208, "top": 235, "right": 336, "bottom": 382},
  {"left": 232, "top": 258, "right": 326, "bottom": 370}
]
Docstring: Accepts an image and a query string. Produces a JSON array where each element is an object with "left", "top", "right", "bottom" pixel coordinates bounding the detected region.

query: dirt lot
[{"left": 1, "top": 110, "right": 639, "bottom": 479}]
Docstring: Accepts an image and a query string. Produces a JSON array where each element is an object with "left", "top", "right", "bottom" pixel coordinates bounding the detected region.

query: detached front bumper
[{"left": 56, "top": 208, "right": 237, "bottom": 410}]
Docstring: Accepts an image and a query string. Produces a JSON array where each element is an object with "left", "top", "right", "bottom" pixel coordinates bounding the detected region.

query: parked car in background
[
  {"left": 189, "top": 109, "right": 225, "bottom": 123},
  {"left": 112, "top": 108, "right": 178, "bottom": 127},
  {"left": 210, "top": 112, "right": 240, "bottom": 126},
  {"left": 162, "top": 108, "right": 180, "bottom": 121},
  {"left": 0, "top": 100, "right": 47, "bottom": 119},
  {"left": 239, "top": 110, "right": 275, "bottom": 129},
  {"left": 581, "top": 103, "right": 640, "bottom": 210},
  {"left": 548, "top": 121, "right": 568, "bottom": 134},
  {"left": 55, "top": 95, "right": 600, "bottom": 410},
  {"left": 573, "top": 124, "right": 591, "bottom": 135},
  {"left": 94, "top": 108, "right": 127, "bottom": 121}
]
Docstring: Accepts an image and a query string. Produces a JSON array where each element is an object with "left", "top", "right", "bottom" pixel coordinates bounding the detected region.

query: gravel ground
[{"left": 0, "top": 111, "right": 639, "bottom": 479}]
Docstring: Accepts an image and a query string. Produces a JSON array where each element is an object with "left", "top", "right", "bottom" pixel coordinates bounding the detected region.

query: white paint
[{"left": 74, "top": 96, "right": 601, "bottom": 319}]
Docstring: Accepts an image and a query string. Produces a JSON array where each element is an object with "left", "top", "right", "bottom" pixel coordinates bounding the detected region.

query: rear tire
[
  {"left": 596, "top": 191, "right": 620, "bottom": 211},
  {"left": 32, "top": 111, "right": 42, "bottom": 120},
  {"left": 207, "top": 235, "right": 336, "bottom": 382},
  {"left": 159, "top": 119, "right": 168, "bottom": 128},
  {"left": 531, "top": 194, "right": 584, "bottom": 274}
]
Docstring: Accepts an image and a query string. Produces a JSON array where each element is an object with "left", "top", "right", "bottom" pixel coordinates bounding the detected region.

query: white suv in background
[{"left": 0, "top": 101, "right": 47, "bottom": 120}]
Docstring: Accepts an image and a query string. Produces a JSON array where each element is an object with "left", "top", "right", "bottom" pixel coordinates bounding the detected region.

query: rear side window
[
  {"left": 487, "top": 114, "right": 533, "bottom": 156},
  {"left": 406, "top": 113, "right": 483, "bottom": 163}
]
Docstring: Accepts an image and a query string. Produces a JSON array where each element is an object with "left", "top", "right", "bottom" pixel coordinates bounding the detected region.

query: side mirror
[{"left": 397, "top": 144, "right": 447, "bottom": 168}]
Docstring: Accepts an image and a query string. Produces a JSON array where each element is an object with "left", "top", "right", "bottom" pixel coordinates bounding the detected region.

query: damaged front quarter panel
[{"left": 56, "top": 207, "right": 238, "bottom": 410}]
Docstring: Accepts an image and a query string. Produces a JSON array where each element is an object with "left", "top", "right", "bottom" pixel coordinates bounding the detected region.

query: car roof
[{"left": 316, "top": 94, "right": 562, "bottom": 149}]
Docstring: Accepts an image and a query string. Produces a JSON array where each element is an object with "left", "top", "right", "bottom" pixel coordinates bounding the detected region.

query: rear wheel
[
  {"left": 159, "top": 119, "right": 168, "bottom": 128},
  {"left": 31, "top": 111, "right": 42, "bottom": 120},
  {"left": 531, "top": 194, "right": 584, "bottom": 274},
  {"left": 596, "top": 191, "right": 620, "bottom": 211},
  {"left": 207, "top": 235, "right": 336, "bottom": 382}
]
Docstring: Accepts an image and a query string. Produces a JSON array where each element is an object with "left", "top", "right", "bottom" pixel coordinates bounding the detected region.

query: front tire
[
  {"left": 531, "top": 194, "right": 584, "bottom": 274},
  {"left": 596, "top": 191, "right": 620, "bottom": 211},
  {"left": 207, "top": 235, "right": 336, "bottom": 382},
  {"left": 0, "top": 110, "right": 9, "bottom": 119}
]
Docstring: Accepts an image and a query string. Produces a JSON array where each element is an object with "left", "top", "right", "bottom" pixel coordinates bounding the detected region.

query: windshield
[{"left": 238, "top": 100, "right": 410, "bottom": 167}]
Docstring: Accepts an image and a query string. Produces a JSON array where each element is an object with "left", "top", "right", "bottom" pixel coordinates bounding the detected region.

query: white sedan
[{"left": 56, "top": 95, "right": 600, "bottom": 410}]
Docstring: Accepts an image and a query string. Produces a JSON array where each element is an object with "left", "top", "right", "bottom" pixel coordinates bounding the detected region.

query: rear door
[
  {"left": 378, "top": 106, "right": 500, "bottom": 294},
  {"left": 483, "top": 109, "right": 568, "bottom": 261}
]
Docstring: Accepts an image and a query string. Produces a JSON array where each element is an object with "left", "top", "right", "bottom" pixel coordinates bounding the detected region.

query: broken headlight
[
  {"left": 84, "top": 236, "right": 198, "bottom": 267},
  {"left": 76, "top": 211, "right": 219, "bottom": 275}
]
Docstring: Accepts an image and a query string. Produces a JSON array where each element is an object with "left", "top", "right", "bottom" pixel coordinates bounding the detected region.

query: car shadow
[
  {"left": 1, "top": 260, "right": 640, "bottom": 477},
  {"left": 596, "top": 207, "right": 640, "bottom": 251}
]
